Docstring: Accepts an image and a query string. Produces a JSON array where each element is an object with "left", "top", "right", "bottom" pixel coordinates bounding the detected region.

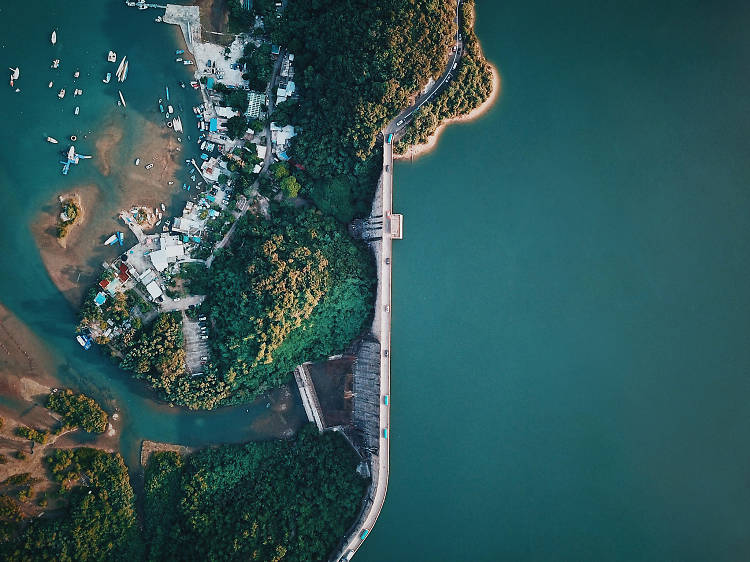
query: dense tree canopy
[
  {"left": 277, "top": 0, "right": 454, "bottom": 193},
  {"left": 144, "top": 425, "right": 367, "bottom": 562},
  {"left": 201, "top": 207, "right": 374, "bottom": 406},
  {"left": 46, "top": 389, "right": 108, "bottom": 434},
  {"left": 0, "top": 448, "right": 140, "bottom": 561}
]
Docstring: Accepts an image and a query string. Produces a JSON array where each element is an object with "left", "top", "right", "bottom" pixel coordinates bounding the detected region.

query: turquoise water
[
  {"left": 358, "top": 1, "right": 750, "bottom": 561},
  {"left": 0, "top": 0, "right": 305, "bottom": 469}
]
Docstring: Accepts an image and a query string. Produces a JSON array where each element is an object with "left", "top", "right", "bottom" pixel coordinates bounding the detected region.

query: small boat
[
  {"left": 51, "top": 30, "right": 57, "bottom": 45},
  {"left": 74, "top": 106, "right": 79, "bottom": 115},
  {"left": 115, "top": 56, "right": 127, "bottom": 81},
  {"left": 155, "top": 220, "right": 161, "bottom": 226},
  {"left": 107, "top": 51, "right": 116, "bottom": 63},
  {"left": 120, "top": 61, "right": 128, "bottom": 82},
  {"left": 190, "top": 81, "right": 199, "bottom": 89},
  {"left": 155, "top": 16, "right": 162, "bottom": 23},
  {"left": 46, "top": 136, "right": 58, "bottom": 144},
  {"left": 165, "top": 85, "right": 169, "bottom": 101},
  {"left": 160, "top": 203, "right": 166, "bottom": 211},
  {"left": 176, "top": 49, "right": 184, "bottom": 55},
  {"left": 10, "top": 67, "right": 19, "bottom": 80},
  {"left": 167, "top": 121, "right": 173, "bottom": 128},
  {"left": 73, "top": 70, "right": 80, "bottom": 78},
  {"left": 157, "top": 211, "right": 162, "bottom": 219},
  {"left": 183, "top": 60, "right": 194, "bottom": 65},
  {"left": 175, "top": 58, "right": 183, "bottom": 62},
  {"left": 51, "top": 59, "right": 59, "bottom": 69},
  {"left": 48, "top": 81, "right": 53, "bottom": 88},
  {"left": 118, "top": 90, "right": 126, "bottom": 107},
  {"left": 67, "top": 146, "right": 75, "bottom": 160},
  {"left": 135, "top": 158, "right": 140, "bottom": 165},
  {"left": 76, "top": 334, "right": 92, "bottom": 350},
  {"left": 167, "top": 105, "right": 173, "bottom": 114},
  {"left": 103, "top": 72, "right": 111, "bottom": 83},
  {"left": 104, "top": 234, "right": 118, "bottom": 245},
  {"left": 168, "top": 181, "right": 174, "bottom": 185},
  {"left": 179, "top": 81, "right": 186, "bottom": 88},
  {"left": 58, "top": 88, "right": 65, "bottom": 99},
  {"left": 145, "top": 163, "right": 154, "bottom": 170},
  {"left": 117, "top": 232, "right": 124, "bottom": 246},
  {"left": 159, "top": 103, "right": 164, "bottom": 113}
]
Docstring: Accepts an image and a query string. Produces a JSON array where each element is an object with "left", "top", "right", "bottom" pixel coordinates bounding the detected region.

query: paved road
[
  {"left": 334, "top": 3, "right": 463, "bottom": 560},
  {"left": 386, "top": 0, "right": 464, "bottom": 137},
  {"left": 206, "top": 50, "right": 285, "bottom": 267}
]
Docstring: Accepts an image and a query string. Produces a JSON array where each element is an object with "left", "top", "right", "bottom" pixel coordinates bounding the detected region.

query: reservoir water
[{"left": 360, "top": 1, "right": 750, "bottom": 561}]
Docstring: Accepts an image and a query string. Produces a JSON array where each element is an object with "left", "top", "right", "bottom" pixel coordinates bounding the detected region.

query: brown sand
[
  {"left": 395, "top": 63, "right": 501, "bottom": 161},
  {"left": 34, "top": 114, "right": 184, "bottom": 307},
  {"left": 140, "top": 440, "right": 193, "bottom": 467},
  {"left": 0, "top": 303, "right": 57, "bottom": 403}
]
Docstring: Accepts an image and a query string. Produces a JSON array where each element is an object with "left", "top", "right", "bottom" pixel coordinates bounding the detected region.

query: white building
[
  {"left": 148, "top": 234, "right": 186, "bottom": 272},
  {"left": 270, "top": 123, "right": 296, "bottom": 151}
]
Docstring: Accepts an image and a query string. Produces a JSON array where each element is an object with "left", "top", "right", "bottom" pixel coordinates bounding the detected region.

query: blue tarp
[
  {"left": 206, "top": 195, "right": 215, "bottom": 202},
  {"left": 201, "top": 153, "right": 209, "bottom": 160},
  {"left": 209, "top": 118, "right": 218, "bottom": 132},
  {"left": 279, "top": 151, "right": 290, "bottom": 161}
]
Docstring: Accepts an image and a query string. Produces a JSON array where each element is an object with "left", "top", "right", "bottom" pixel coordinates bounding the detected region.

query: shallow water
[{"left": 0, "top": 0, "right": 306, "bottom": 470}]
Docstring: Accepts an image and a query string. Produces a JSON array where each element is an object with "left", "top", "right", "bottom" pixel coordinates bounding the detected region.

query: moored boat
[
  {"left": 160, "top": 203, "right": 166, "bottom": 211},
  {"left": 51, "top": 59, "right": 59, "bottom": 68},
  {"left": 46, "top": 136, "right": 58, "bottom": 144},
  {"left": 176, "top": 49, "right": 184, "bottom": 55},
  {"left": 107, "top": 50, "right": 117, "bottom": 62},
  {"left": 104, "top": 234, "right": 118, "bottom": 245},
  {"left": 48, "top": 81, "right": 53, "bottom": 88},
  {"left": 103, "top": 72, "right": 111, "bottom": 83},
  {"left": 76, "top": 334, "right": 92, "bottom": 350},
  {"left": 135, "top": 158, "right": 140, "bottom": 165},
  {"left": 74, "top": 106, "right": 79, "bottom": 115},
  {"left": 58, "top": 88, "right": 65, "bottom": 99},
  {"left": 118, "top": 90, "right": 126, "bottom": 107},
  {"left": 51, "top": 30, "right": 57, "bottom": 45}
]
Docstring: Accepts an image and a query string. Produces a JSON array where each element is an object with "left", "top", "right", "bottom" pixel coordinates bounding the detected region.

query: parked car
[
  {"left": 198, "top": 316, "right": 207, "bottom": 321},
  {"left": 200, "top": 356, "right": 208, "bottom": 361},
  {"left": 200, "top": 335, "right": 209, "bottom": 340}
]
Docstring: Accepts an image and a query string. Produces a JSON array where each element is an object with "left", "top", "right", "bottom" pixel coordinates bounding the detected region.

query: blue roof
[
  {"left": 209, "top": 118, "right": 218, "bottom": 132},
  {"left": 279, "top": 151, "right": 290, "bottom": 161},
  {"left": 206, "top": 77, "right": 215, "bottom": 89},
  {"left": 206, "top": 195, "right": 215, "bottom": 202}
]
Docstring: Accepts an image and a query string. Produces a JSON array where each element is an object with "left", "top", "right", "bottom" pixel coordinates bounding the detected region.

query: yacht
[
  {"left": 107, "top": 51, "right": 117, "bottom": 63},
  {"left": 46, "top": 137, "right": 58, "bottom": 144},
  {"left": 58, "top": 88, "right": 65, "bottom": 99},
  {"left": 51, "top": 30, "right": 57, "bottom": 45}
]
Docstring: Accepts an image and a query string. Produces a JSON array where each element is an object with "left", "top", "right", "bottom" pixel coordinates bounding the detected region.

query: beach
[{"left": 395, "top": 62, "right": 500, "bottom": 161}]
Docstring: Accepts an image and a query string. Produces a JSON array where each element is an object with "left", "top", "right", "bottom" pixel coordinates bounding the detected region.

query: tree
[
  {"left": 281, "top": 175, "right": 301, "bottom": 198},
  {"left": 225, "top": 115, "right": 248, "bottom": 139}
]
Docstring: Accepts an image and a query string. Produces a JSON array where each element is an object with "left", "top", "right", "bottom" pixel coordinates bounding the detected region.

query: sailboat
[
  {"left": 115, "top": 56, "right": 127, "bottom": 81},
  {"left": 51, "top": 30, "right": 57, "bottom": 45},
  {"left": 118, "top": 90, "right": 126, "bottom": 108}
]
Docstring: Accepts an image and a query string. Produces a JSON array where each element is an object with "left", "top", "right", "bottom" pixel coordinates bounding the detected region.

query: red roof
[
  {"left": 118, "top": 263, "right": 129, "bottom": 282},
  {"left": 99, "top": 279, "right": 110, "bottom": 289}
]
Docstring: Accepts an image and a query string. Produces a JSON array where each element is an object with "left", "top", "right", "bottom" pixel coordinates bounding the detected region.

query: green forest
[
  {"left": 200, "top": 207, "right": 374, "bottom": 407},
  {"left": 0, "top": 427, "right": 366, "bottom": 562},
  {"left": 46, "top": 389, "right": 109, "bottom": 434}
]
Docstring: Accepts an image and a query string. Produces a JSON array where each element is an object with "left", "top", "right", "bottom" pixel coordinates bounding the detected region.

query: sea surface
[
  {"left": 0, "top": 0, "right": 305, "bottom": 470},
  {"left": 359, "top": 1, "right": 750, "bottom": 561}
]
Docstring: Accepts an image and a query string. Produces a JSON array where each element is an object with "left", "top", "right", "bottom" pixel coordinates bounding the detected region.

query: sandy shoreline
[
  {"left": 395, "top": 62, "right": 500, "bottom": 161},
  {"left": 33, "top": 114, "right": 184, "bottom": 307}
]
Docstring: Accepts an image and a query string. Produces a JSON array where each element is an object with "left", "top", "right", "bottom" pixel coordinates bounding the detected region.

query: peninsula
[{"left": 0, "top": 0, "right": 494, "bottom": 560}]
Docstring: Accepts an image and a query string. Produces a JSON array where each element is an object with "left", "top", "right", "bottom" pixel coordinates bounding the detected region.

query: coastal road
[
  {"left": 386, "top": 0, "right": 464, "bottom": 138},
  {"left": 206, "top": 50, "right": 285, "bottom": 267}
]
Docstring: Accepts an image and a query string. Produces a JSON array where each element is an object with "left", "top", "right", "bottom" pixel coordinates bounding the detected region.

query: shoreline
[
  {"left": 395, "top": 62, "right": 500, "bottom": 161},
  {"left": 56, "top": 192, "right": 85, "bottom": 249}
]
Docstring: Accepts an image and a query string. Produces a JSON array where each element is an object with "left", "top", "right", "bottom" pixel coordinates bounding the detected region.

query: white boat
[
  {"left": 51, "top": 59, "right": 59, "bottom": 69},
  {"left": 115, "top": 56, "right": 127, "bottom": 81},
  {"left": 160, "top": 203, "right": 166, "bottom": 211},
  {"left": 119, "top": 61, "right": 129, "bottom": 82},
  {"left": 58, "top": 88, "right": 65, "bottom": 99},
  {"left": 145, "top": 163, "right": 154, "bottom": 170},
  {"left": 48, "top": 81, "right": 53, "bottom": 88},
  {"left": 73, "top": 70, "right": 80, "bottom": 78},
  {"left": 107, "top": 51, "right": 117, "bottom": 63},
  {"left": 10, "top": 67, "right": 19, "bottom": 80},
  {"left": 103, "top": 72, "right": 111, "bottom": 83},
  {"left": 74, "top": 106, "right": 79, "bottom": 115},
  {"left": 173, "top": 117, "right": 183, "bottom": 133},
  {"left": 183, "top": 60, "right": 194, "bottom": 65},
  {"left": 51, "top": 30, "right": 57, "bottom": 45},
  {"left": 118, "top": 90, "right": 126, "bottom": 108},
  {"left": 46, "top": 136, "right": 58, "bottom": 144},
  {"left": 155, "top": 16, "right": 162, "bottom": 23},
  {"left": 167, "top": 105, "right": 173, "bottom": 114},
  {"left": 175, "top": 58, "right": 183, "bottom": 62},
  {"left": 135, "top": 158, "right": 140, "bottom": 165},
  {"left": 103, "top": 234, "right": 118, "bottom": 246},
  {"left": 67, "top": 146, "right": 75, "bottom": 160}
]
